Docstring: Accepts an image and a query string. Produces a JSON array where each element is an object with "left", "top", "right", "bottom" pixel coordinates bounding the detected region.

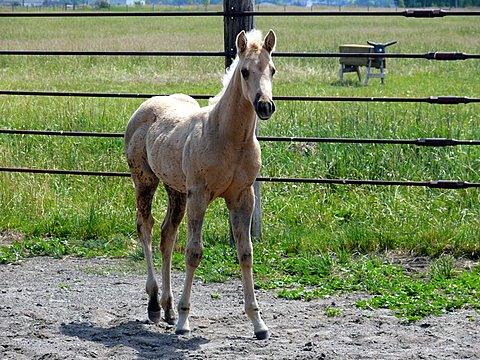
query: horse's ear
[
  {"left": 263, "top": 29, "right": 276, "bottom": 54},
  {"left": 236, "top": 30, "right": 248, "bottom": 55}
]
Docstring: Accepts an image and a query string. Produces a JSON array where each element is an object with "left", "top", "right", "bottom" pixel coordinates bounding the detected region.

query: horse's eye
[{"left": 241, "top": 69, "right": 249, "bottom": 79}]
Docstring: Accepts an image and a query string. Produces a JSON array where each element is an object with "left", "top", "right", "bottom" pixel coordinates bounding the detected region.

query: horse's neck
[{"left": 209, "top": 70, "right": 257, "bottom": 143}]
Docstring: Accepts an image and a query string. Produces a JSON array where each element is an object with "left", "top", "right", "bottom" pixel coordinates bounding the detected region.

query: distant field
[{"left": 0, "top": 8, "right": 479, "bottom": 261}]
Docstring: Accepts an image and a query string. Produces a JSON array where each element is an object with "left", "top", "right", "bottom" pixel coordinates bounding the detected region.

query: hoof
[
  {"left": 148, "top": 310, "right": 162, "bottom": 324},
  {"left": 164, "top": 316, "right": 177, "bottom": 326},
  {"left": 255, "top": 330, "right": 270, "bottom": 340},
  {"left": 175, "top": 329, "right": 191, "bottom": 336},
  {"left": 164, "top": 310, "right": 177, "bottom": 326}
]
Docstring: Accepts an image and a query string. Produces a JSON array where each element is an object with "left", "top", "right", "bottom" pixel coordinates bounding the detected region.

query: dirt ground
[{"left": 1, "top": 256, "right": 479, "bottom": 360}]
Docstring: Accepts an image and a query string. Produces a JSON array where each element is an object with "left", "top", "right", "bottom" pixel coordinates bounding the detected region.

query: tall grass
[{"left": 0, "top": 10, "right": 479, "bottom": 260}]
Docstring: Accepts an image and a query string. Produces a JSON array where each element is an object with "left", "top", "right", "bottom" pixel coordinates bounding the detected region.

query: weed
[
  {"left": 324, "top": 306, "right": 344, "bottom": 317},
  {"left": 429, "top": 254, "right": 456, "bottom": 280},
  {"left": 0, "top": 235, "right": 131, "bottom": 264}
]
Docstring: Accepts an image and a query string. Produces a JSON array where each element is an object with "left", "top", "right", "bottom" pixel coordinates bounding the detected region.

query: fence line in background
[
  {"left": 1, "top": 9, "right": 480, "bottom": 18},
  {"left": 1, "top": 8, "right": 479, "bottom": 189},
  {"left": 2, "top": 50, "right": 479, "bottom": 61},
  {"left": 2, "top": 6, "right": 480, "bottom": 240}
]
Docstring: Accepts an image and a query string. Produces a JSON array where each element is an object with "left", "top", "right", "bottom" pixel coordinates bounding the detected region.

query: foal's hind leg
[
  {"left": 160, "top": 185, "right": 186, "bottom": 325},
  {"left": 133, "top": 176, "right": 161, "bottom": 323}
]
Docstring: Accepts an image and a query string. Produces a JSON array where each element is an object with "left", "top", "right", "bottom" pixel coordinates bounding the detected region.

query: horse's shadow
[{"left": 60, "top": 320, "right": 209, "bottom": 359}]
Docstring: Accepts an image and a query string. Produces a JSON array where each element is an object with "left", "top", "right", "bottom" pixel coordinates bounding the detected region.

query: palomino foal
[{"left": 125, "top": 29, "right": 276, "bottom": 340}]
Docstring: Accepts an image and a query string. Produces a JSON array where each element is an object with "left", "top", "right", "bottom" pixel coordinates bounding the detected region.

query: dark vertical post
[
  {"left": 224, "top": 0, "right": 262, "bottom": 241},
  {"left": 223, "top": 0, "right": 255, "bottom": 68}
]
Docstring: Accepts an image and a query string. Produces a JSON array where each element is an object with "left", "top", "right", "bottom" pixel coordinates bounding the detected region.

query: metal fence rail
[
  {"left": 2, "top": 129, "right": 480, "bottom": 147},
  {"left": 2, "top": 90, "right": 480, "bottom": 104},
  {"left": 1, "top": 167, "right": 478, "bottom": 189},
  {"left": 2, "top": 50, "right": 479, "bottom": 61},
  {"left": 2, "top": 9, "right": 480, "bottom": 18}
]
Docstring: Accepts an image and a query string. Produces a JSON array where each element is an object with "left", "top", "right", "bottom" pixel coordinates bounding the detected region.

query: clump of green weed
[
  {"left": 0, "top": 235, "right": 132, "bottom": 264},
  {"left": 429, "top": 254, "right": 456, "bottom": 280},
  {"left": 324, "top": 306, "right": 344, "bottom": 317}
]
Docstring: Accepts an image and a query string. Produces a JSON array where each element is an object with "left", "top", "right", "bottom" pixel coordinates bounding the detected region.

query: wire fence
[
  {"left": 2, "top": 9, "right": 480, "bottom": 17},
  {"left": 1, "top": 8, "right": 480, "bottom": 188},
  {"left": 1, "top": 50, "right": 479, "bottom": 60}
]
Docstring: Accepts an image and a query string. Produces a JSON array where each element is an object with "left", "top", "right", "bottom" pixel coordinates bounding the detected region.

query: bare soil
[{"left": 1, "top": 256, "right": 479, "bottom": 359}]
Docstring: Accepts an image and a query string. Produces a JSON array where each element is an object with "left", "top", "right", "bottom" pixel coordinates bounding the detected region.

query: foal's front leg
[
  {"left": 175, "top": 186, "right": 209, "bottom": 336},
  {"left": 227, "top": 187, "right": 269, "bottom": 340}
]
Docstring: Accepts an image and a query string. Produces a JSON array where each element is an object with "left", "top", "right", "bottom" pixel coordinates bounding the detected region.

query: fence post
[
  {"left": 223, "top": 0, "right": 255, "bottom": 68},
  {"left": 224, "top": 0, "right": 262, "bottom": 241}
]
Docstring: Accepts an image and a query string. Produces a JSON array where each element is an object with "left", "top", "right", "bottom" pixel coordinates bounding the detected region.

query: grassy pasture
[
  {"left": 0, "top": 8, "right": 479, "bottom": 318},
  {"left": 1, "top": 10, "right": 479, "bottom": 256}
]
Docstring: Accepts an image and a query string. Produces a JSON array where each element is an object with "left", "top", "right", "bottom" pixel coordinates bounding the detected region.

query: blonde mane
[{"left": 209, "top": 29, "right": 265, "bottom": 106}]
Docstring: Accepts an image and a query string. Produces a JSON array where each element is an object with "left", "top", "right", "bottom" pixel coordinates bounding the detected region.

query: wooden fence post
[
  {"left": 224, "top": 0, "right": 262, "bottom": 241},
  {"left": 223, "top": 0, "right": 255, "bottom": 68}
]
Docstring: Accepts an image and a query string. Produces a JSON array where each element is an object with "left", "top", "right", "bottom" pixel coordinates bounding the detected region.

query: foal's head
[{"left": 236, "top": 29, "right": 277, "bottom": 120}]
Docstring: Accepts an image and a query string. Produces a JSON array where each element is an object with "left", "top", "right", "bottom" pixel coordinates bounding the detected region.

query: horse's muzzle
[{"left": 254, "top": 95, "right": 276, "bottom": 120}]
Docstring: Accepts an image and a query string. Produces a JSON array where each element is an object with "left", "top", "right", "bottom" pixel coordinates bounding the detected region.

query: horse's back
[
  {"left": 125, "top": 95, "right": 199, "bottom": 144},
  {"left": 125, "top": 94, "right": 201, "bottom": 192}
]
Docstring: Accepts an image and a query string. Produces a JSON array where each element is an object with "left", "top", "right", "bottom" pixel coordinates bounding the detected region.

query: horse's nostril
[
  {"left": 255, "top": 100, "right": 275, "bottom": 120},
  {"left": 263, "top": 101, "right": 275, "bottom": 115}
]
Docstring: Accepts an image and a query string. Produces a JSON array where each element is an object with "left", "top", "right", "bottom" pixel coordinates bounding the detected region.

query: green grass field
[{"left": 0, "top": 7, "right": 479, "bottom": 318}]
